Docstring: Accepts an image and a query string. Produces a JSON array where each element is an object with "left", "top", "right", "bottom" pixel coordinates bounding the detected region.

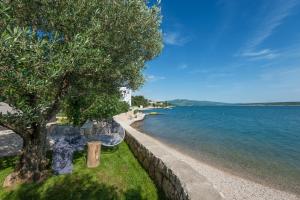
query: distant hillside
[
  {"left": 239, "top": 102, "right": 300, "bottom": 106},
  {"left": 168, "top": 99, "right": 300, "bottom": 107},
  {"left": 168, "top": 99, "right": 230, "bottom": 106}
]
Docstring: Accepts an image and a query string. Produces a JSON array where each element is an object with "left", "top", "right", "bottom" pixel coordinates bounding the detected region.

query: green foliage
[
  {"left": 0, "top": 0, "right": 162, "bottom": 174},
  {"left": 82, "top": 95, "right": 129, "bottom": 121},
  {"left": 0, "top": 142, "right": 164, "bottom": 200},
  {"left": 63, "top": 94, "right": 129, "bottom": 125},
  {"left": 132, "top": 96, "right": 149, "bottom": 107},
  {"left": 150, "top": 101, "right": 170, "bottom": 107},
  {"left": 0, "top": 0, "right": 162, "bottom": 133},
  {"left": 132, "top": 96, "right": 170, "bottom": 108},
  {"left": 161, "top": 101, "right": 171, "bottom": 107}
]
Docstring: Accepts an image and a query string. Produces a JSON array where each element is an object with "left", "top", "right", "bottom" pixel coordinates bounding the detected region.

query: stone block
[
  {"left": 162, "top": 177, "right": 175, "bottom": 199},
  {"left": 155, "top": 171, "right": 163, "bottom": 187}
]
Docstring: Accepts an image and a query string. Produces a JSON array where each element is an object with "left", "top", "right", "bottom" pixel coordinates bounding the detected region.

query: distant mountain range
[
  {"left": 168, "top": 99, "right": 300, "bottom": 106},
  {"left": 168, "top": 99, "right": 231, "bottom": 106},
  {"left": 240, "top": 102, "right": 300, "bottom": 106}
]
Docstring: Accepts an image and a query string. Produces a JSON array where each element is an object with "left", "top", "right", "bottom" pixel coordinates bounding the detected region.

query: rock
[
  {"left": 162, "top": 177, "right": 175, "bottom": 199},
  {"left": 3, "top": 173, "right": 20, "bottom": 188},
  {"left": 3, "top": 171, "right": 49, "bottom": 188},
  {"left": 155, "top": 171, "right": 163, "bottom": 187}
]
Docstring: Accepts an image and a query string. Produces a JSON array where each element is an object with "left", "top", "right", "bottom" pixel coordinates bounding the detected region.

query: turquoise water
[{"left": 136, "top": 106, "right": 300, "bottom": 194}]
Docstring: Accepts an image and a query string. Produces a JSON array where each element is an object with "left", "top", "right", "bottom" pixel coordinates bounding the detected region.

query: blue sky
[{"left": 136, "top": 0, "right": 300, "bottom": 103}]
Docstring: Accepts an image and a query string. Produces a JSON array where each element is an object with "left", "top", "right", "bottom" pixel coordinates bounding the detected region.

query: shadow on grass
[
  {"left": 101, "top": 146, "right": 119, "bottom": 154},
  {"left": 124, "top": 188, "right": 143, "bottom": 199},
  {"left": 1, "top": 174, "right": 152, "bottom": 200},
  {"left": 72, "top": 150, "right": 86, "bottom": 163},
  {"left": 1, "top": 145, "right": 166, "bottom": 200},
  {"left": 2, "top": 173, "right": 120, "bottom": 200},
  {"left": 0, "top": 156, "right": 17, "bottom": 169}
]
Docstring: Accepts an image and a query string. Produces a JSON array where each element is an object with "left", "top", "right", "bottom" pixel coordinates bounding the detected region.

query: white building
[{"left": 120, "top": 87, "right": 132, "bottom": 106}]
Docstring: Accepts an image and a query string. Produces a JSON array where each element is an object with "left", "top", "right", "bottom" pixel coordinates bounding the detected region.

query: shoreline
[
  {"left": 136, "top": 106, "right": 174, "bottom": 111},
  {"left": 131, "top": 120, "right": 299, "bottom": 195},
  {"left": 118, "top": 112, "right": 299, "bottom": 200}
]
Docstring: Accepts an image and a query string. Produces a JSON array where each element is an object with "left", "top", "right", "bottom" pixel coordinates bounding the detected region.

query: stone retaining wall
[
  {"left": 125, "top": 132, "right": 187, "bottom": 199},
  {"left": 114, "top": 114, "right": 223, "bottom": 200}
]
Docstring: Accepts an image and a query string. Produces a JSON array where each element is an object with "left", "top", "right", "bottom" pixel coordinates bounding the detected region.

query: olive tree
[
  {"left": 63, "top": 93, "right": 130, "bottom": 126},
  {"left": 0, "top": 0, "right": 162, "bottom": 182}
]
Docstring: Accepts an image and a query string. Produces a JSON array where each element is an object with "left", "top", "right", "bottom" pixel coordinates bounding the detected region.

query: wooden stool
[{"left": 87, "top": 141, "right": 101, "bottom": 168}]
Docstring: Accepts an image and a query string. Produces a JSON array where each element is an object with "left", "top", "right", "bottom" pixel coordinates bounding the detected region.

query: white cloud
[
  {"left": 145, "top": 74, "right": 166, "bottom": 82},
  {"left": 238, "top": 0, "right": 299, "bottom": 59},
  {"left": 242, "top": 49, "right": 272, "bottom": 57},
  {"left": 163, "top": 32, "right": 189, "bottom": 46},
  {"left": 241, "top": 48, "right": 279, "bottom": 60},
  {"left": 247, "top": 0, "right": 298, "bottom": 50}
]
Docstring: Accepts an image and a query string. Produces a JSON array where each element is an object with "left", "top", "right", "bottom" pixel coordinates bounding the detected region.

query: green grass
[{"left": 0, "top": 142, "right": 164, "bottom": 200}]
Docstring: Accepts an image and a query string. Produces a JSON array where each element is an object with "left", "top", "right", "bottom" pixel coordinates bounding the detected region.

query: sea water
[{"left": 136, "top": 106, "right": 300, "bottom": 194}]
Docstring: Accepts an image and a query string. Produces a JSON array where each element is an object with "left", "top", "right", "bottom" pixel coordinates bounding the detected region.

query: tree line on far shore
[{"left": 132, "top": 96, "right": 171, "bottom": 108}]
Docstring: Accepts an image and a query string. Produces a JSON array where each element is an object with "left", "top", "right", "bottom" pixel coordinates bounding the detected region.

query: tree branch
[
  {"left": 0, "top": 121, "right": 18, "bottom": 133},
  {"left": 0, "top": 118, "right": 27, "bottom": 139},
  {"left": 44, "top": 72, "right": 71, "bottom": 121}
]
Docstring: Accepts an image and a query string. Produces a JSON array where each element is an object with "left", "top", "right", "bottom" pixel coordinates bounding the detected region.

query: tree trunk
[
  {"left": 87, "top": 141, "right": 101, "bottom": 168},
  {"left": 16, "top": 123, "right": 48, "bottom": 182}
]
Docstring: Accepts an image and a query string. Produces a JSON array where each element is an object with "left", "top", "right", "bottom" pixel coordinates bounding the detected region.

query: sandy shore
[{"left": 118, "top": 112, "right": 300, "bottom": 200}]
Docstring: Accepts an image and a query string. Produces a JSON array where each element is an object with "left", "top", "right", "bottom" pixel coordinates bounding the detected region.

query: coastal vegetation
[
  {"left": 0, "top": 0, "right": 162, "bottom": 184},
  {"left": 132, "top": 96, "right": 150, "bottom": 108},
  {"left": 132, "top": 96, "right": 171, "bottom": 108},
  {"left": 151, "top": 101, "right": 171, "bottom": 108},
  {"left": 0, "top": 142, "right": 163, "bottom": 200}
]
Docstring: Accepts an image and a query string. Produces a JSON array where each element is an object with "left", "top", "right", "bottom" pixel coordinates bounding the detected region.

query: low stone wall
[
  {"left": 125, "top": 132, "right": 187, "bottom": 199},
  {"left": 114, "top": 114, "right": 223, "bottom": 200}
]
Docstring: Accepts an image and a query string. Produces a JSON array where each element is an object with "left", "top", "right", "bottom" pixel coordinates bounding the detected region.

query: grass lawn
[{"left": 0, "top": 142, "right": 164, "bottom": 200}]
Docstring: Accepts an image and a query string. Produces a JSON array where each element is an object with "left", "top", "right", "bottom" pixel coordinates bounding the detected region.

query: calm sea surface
[{"left": 135, "top": 106, "right": 300, "bottom": 194}]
